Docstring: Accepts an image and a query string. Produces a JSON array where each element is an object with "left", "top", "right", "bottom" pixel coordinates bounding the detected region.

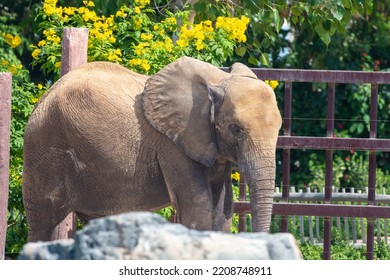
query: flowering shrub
[
  {"left": 1, "top": 24, "right": 47, "bottom": 255},
  {"left": 32, "top": 0, "right": 250, "bottom": 76}
]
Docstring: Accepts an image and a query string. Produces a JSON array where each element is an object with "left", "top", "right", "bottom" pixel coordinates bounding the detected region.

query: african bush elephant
[{"left": 22, "top": 56, "right": 282, "bottom": 242}]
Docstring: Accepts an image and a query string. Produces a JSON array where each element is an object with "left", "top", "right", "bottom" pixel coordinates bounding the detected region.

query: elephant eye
[{"left": 229, "top": 124, "right": 246, "bottom": 140}]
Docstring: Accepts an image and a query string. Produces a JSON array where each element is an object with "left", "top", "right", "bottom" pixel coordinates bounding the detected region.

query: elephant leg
[
  {"left": 23, "top": 148, "right": 75, "bottom": 242},
  {"left": 158, "top": 149, "right": 213, "bottom": 230},
  {"left": 24, "top": 193, "right": 72, "bottom": 242}
]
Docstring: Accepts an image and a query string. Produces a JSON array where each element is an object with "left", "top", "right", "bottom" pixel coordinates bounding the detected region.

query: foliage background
[{"left": 1, "top": 0, "right": 389, "bottom": 259}]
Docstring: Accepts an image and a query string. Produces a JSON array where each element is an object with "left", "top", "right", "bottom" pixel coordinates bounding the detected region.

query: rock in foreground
[{"left": 19, "top": 212, "right": 302, "bottom": 260}]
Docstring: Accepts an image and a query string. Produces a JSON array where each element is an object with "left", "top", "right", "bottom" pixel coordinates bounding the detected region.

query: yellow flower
[
  {"left": 63, "top": 7, "right": 75, "bottom": 15},
  {"left": 78, "top": 7, "right": 87, "bottom": 14},
  {"left": 47, "top": 35, "right": 61, "bottom": 44},
  {"left": 141, "top": 33, "right": 153, "bottom": 40},
  {"left": 134, "top": 42, "right": 150, "bottom": 56},
  {"left": 176, "top": 21, "right": 213, "bottom": 50},
  {"left": 116, "top": 10, "right": 127, "bottom": 18},
  {"left": 43, "top": 3, "right": 57, "bottom": 16},
  {"left": 134, "top": 0, "right": 150, "bottom": 7},
  {"left": 134, "top": 17, "right": 143, "bottom": 29},
  {"left": 3, "top": 33, "right": 22, "bottom": 48},
  {"left": 134, "top": 7, "right": 141, "bottom": 14},
  {"left": 37, "top": 83, "right": 43, "bottom": 90},
  {"left": 103, "top": 30, "right": 113, "bottom": 38},
  {"left": 106, "top": 16, "right": 114, "bottom": 26},
  {"left": 108, "top": 36, "right": 116, "bottom": 43},
  {"left": 83, "top": 1, "right": 95, "bottom": 7},
  {"left": 55, "top": 61, "right": 61, "bottom": 69},
  {"left": 12, "top": 35, "right": 21, "bottom": 48},
  {"left": 240, "top": 15, "right": 250, "bottom": 25},
  {"left": 129, "top": 58, "right": 150, "bottom": 72},
  {"left": 151, "top": 41, "right": 164, "bottom": 50},
  {"left": 38, "top": 40, "right": 46, "bottom": 47},
  {"left": 153, "top": 25, "right": 159, "bottom": 31},
  {"left": 93, "top": 21, "right": 103, "bottom": 29},
  {"left": 231, "top": 172, "right": 240, "bottom": 181},
  {"left": 60, "top": 15, "right": 70, "bottom": 22},
  {"left": 44, "top": 0, "right": 58, "bottom": 5},
  {"left": 164, "top": 17, "right": 177, "bottom": 25},
  {"left": 30, "top": 97, "right": 39, "bottom": 104},
  {"left": 32, "top": 49, "right": 41, "bottom": 59},
  {"left": 164, "top": 37, "right": 173, "bottom": 52},
  {"left": 83, "top": 10, "right": 97, "bottom": 22},
  {"left": 265, "top": 80, "right": 279, "bottom": 90},
  {"left": 9, "top": 64, "right": 23, "bottom": 75},
  {"left": 195, "top": 40, "right": 204, "bottom": 51},
  {"left": 176, "top": 38, "right": 188, "bottom": 48},
  {"left": 1, "top": 60, "right": 9, "bottom": 66},
  {"left": 43, "top": 29, "right": 56, "bottom": 37},
  {"left": 107, "top": 51, "right": 122, "bottom": 63},
  {"left": 142, "top": 62, "right": 150, "bottom": 71},
  {"left": 216, "top": 16, "right": 249, "bottom": 43}
]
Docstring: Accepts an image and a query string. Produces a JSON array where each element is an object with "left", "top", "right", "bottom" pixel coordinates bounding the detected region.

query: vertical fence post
[
  {"left": 366, "top": 83, "right": 379, "bottom": 259},
  {"left": 281, "top": 81, "right": 292, "bottom": 232},
  {"left": 60, "top": 27, "right": 89, "bottom": 77},
  {"left": 323, "top": 83, "right": 335, "bottom": 260},
  {"left": 0, "top": 73, "right": 12, "bottom": 259},
  {"left": 51, "top": 27, "right": 89, "bottom": 240}
]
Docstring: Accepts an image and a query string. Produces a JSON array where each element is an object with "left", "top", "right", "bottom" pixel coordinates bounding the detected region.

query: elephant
[{"left": 22, "top": 56, "right": 282, "bottom": 242}]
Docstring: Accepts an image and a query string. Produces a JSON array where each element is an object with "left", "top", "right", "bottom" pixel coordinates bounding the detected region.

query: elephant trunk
[{"left": 239, "top": 145, "right": 276, "bottom": 232}]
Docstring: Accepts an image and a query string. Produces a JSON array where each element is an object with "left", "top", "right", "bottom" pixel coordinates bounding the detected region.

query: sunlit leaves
[{"left": 191, "top": 0, "right": 373, "bottom": 64}]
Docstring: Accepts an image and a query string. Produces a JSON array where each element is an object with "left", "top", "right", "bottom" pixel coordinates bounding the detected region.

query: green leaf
[
  {"left": 291, "top": 6, "right": 302, "bottom": 16},
  {"left": 364, "top": 0, "right": 373, "bottom": 14},
  {"left": 260, "top": 52, "right": 270, "bottom": 66},
  {"left": 235, "top": 46, "right": 247, "bottom": 57},
  {"left": 315, "top": 24, "right": 331, "bottom": 46},
  {"left": 194, "top": 1, "right": 207, "bottom": 13},
  {"left": 341, "top": 11, "right": 352, "bottom": 25},
  {"left": 272, "top": 8, "right": 282, "bottom": 33},
  {"left": 341, "top": 0, "right": 351, "bottom": 9},
  {"left": 248, "top": 55, "right": 259, "bottom": 66},
  {"left": 332, "top": 6, "right": 345, "bottom": 21},
  {"left": 292, "top": 15, "right": 299, "bottom": 25}
]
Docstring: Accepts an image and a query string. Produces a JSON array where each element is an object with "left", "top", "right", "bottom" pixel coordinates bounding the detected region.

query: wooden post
[
  {"left": 51, "top": 28, "right": 89, "bottom": 240},
  {"left": 0, "top": 73, "right": 12, "bottom": 259},
  {"left": 60, "top": 27, "right": 89, "bottom": 77}
]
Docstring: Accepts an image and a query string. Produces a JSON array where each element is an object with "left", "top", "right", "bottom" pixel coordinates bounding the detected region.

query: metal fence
[{"left": 233, "top": 69, "right": 390, "bottom": 260}]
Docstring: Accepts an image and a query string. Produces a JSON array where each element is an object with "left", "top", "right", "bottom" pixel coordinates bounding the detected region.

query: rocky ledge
[{"left": 19, "top": 212, "right": 302, "bottom": 260}]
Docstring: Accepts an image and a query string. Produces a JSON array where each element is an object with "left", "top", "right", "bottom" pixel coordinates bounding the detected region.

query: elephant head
[{"left": 143, "top": 57, "right": 282, "bottom": 232}]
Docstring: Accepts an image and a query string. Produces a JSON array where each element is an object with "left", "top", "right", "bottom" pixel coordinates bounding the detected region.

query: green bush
[
  {"left": 299, "top": 228, "right": 390, "bottom": 260},
  {"left": 1, "top": 10, "right": 45, "bottom": 257}
]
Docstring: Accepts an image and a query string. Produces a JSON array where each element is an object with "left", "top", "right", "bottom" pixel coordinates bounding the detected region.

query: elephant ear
[
  {"left": 142, "top": 57, "right": 229, "bottom": 167},
  {"left": 229, "top": 62, "right": 258, "bottom": 79}
]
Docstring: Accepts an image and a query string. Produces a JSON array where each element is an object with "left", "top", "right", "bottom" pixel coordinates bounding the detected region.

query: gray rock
[{"left": 19, "top": 212, "right": 302, "bottom": 260}]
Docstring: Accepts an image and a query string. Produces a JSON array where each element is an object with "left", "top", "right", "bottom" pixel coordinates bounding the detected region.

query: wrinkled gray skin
[{"left": 23, "top": 57, "right": 282, "bottom": 242}]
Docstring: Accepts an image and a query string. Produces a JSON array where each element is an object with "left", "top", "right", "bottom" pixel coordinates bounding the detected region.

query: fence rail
[{"left": 234, "top": 68, "right": 390, "bottom": 260}]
